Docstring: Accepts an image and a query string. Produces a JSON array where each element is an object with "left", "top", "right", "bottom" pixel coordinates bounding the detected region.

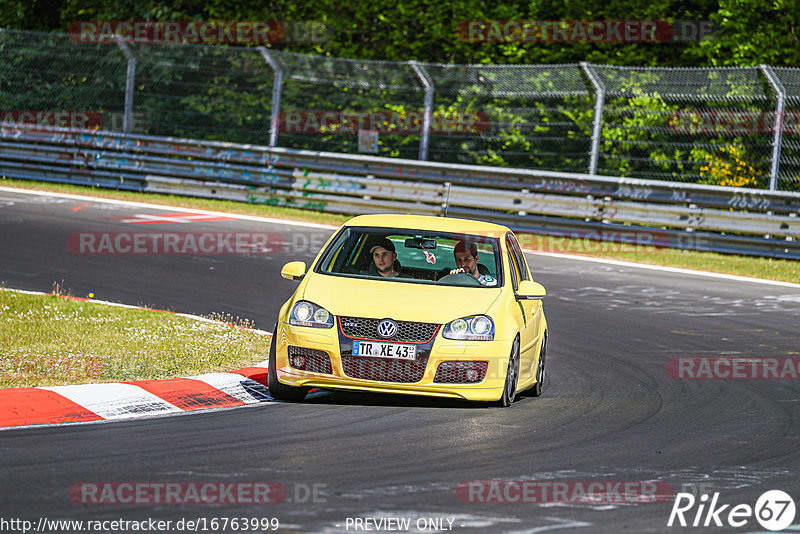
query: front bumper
[{"left": 273, "top": 320, "right": 510, "bottom": 402}]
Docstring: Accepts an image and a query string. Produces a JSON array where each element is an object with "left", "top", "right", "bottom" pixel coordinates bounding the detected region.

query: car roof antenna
[{"left": 442, "top": 181, "right": 451, "bottom": 217}]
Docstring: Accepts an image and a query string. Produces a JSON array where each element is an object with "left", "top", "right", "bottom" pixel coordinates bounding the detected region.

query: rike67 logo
[{"left": 668, "top": 490, "right": 796, "bottom": 531}]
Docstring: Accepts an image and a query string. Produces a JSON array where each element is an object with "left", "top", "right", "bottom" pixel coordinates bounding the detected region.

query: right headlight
[
  {"left": 289, "top": 301, "right": 334, "bottom": 328},
  {"left": 442, "top": 315, "right": 494, "bottom": 341}
]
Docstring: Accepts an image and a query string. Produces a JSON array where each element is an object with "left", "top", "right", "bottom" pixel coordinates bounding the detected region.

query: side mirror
[
  {"left": 281, "top": 261, "right": 307, "bottom": 281},
  {"left": 515, "top": 280, "right": 546, "bottom": 300}
]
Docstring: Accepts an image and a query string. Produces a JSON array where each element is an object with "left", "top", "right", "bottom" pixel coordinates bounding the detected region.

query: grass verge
[
  {"left": 1, "top": 178, "right": 798, "bottom": 284},
  {"left": 0, "top": 289, "right": 271, "bottom": 388}
]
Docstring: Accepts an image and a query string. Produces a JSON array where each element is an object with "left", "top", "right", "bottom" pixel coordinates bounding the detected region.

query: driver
[
  {"left": 449, "top": 240, "right": 497, "bottom": 286},
  {"left": 366, "top": 238, "right": 410, "bottom": 278}
]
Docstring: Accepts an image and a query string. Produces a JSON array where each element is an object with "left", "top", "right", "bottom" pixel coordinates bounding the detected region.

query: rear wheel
[
  {"left": 267, "top": 322, "right": 309, "bottom": 402},
  {"left": 529, "top": 333, "right": 547, "bottom": 397},
  {"left": 496, "top": 337, "right": 520, "bottom": 407}
]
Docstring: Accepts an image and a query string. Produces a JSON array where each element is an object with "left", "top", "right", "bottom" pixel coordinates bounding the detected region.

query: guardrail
[{"left": 1, "top": 125, "right": 799, "bottom": 260}]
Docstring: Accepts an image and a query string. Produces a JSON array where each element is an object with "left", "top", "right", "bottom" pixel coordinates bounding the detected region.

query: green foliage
[
  {"left": 687, "top": 0, "right": 800, "bottom": 67},
  {"left": 5, "top": 0, "right": 796, "bottom": 67},
  {"left": 600, "top": 92, "right": 684, "bottom": 176}
]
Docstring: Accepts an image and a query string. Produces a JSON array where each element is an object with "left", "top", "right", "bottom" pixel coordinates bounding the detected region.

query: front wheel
[
  {"left": 528, "top": 333, "right": 547, "bottom": 397},
  {"left": 267, "top": 322, "right": 309, "bottom": 402},
  {"left": 496, "top": 337, "right": 520, "bottom": 407}
]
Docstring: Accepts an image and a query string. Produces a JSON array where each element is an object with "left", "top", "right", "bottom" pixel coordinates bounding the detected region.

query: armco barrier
[{"left": 1, "top": 124, "right": 799, "bottom": 259}]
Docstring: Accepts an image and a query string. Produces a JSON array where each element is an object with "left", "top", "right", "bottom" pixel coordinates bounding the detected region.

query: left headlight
[
  {"left": 442, "top": 315, "right": 494, "bottom": 341},
  {"left": 289, "top": 301, "right": 334, "bottom": 328}
]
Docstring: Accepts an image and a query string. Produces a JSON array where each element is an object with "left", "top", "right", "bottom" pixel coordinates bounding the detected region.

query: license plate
[{"left": 352, "top": 340, "right": 416, "bottom": 360}]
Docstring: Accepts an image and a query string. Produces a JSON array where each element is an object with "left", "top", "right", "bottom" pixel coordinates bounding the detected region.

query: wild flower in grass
[{"left": 698, "top": 143, "right": 762, "bottom": 188}]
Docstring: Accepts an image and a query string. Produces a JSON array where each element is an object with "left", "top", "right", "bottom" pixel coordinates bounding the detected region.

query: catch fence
[{"left": 2, "top": 29, "right": 799, "bottom": 191}]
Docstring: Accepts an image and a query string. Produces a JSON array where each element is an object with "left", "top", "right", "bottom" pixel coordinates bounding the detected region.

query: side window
[
  {"left": 506, "top": 234, "right": 530, "bottom": 290},
  {"left": 506, "top": 250, "right": 519, "bottom": 291},
  {"left": 506, "top": 234, "right": 524, "bottom": 291}
]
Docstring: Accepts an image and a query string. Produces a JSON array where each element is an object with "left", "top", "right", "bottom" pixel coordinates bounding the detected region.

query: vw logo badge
[{"left": 377, "top": 319, "right": 398, "bottom": 339}]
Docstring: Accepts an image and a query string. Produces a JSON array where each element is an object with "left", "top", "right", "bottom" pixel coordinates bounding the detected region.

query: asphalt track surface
[{"left": 1, "top": 188, "right": 800, "bottom": 533}]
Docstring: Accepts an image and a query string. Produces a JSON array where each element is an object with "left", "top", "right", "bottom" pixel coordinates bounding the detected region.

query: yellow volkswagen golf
[{"left": 268, "top": 214, "right": 548, "bottom": 407}]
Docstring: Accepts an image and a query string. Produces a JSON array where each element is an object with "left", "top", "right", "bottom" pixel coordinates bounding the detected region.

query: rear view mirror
[
  {"left": 404, "top": 237, "right": 437, "bottom": 249},
  {"left": 515, "top": 280, "right": 546, "bottom": 300},
  {"left": 281, "top": 261, "right": 307, "bottom": 281}
]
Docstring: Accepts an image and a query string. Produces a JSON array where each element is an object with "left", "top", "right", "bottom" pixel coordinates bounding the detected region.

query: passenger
[
  {"left": 449, "top": 240, "right": 497, "bottom": 286},
  {"left": 366, "top": 238, "right": 410, "bottom": 278}
]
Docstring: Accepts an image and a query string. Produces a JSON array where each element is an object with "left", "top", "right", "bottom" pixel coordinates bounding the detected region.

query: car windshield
[{"left": 316, "top": 226, "right": 503, "bottom": 287}]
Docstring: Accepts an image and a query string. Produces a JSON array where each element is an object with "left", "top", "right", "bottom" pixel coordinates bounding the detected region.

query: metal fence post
[
  {"left": 580, "top": 62, "right": 605, "bottom": 176},
  {"left": 114, "top": 36, "right": 136, "bottom": 134},
  {"left": 409, "top": 60, "right": 434, "bottom": 161},
  {"left": 760, "top": 64, "right": 786, "bottom": 191},
  {"left": 259, "top": 47, "right": 283, "bottom": 148}
]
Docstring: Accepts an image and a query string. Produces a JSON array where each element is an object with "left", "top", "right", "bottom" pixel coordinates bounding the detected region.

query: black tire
[
  {"left": 529, "top": 333, "right": 547, "bottom": 398},
  {"left": 267, "top": 322, "right": 309, "bottom": 402},
  {"left": 496, "top": 337, "right": 520, "bottom": 407}
]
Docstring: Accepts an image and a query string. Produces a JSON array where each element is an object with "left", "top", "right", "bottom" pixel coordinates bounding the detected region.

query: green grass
[
  {"left": 1, "top": 177, "right": 798, "bottom": 284},
  {"left": 0, "top": 289, "right": 271, "bottom": 388}
]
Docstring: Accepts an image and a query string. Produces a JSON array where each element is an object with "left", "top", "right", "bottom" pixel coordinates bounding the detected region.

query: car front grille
[
  {"left": 433, "top": 361, "right": 488, "bottom": 383},
  {"left": 339, "top": 316, "right": 439, "bottom": 343},
  {"left": 341, "top": 356, "right": 427, "bottom": 383},
  {"left": 288, "top": 346, "right": 333, "bottom": 374}
]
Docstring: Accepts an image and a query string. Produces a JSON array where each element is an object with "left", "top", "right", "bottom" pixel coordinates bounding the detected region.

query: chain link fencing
[
  {"left": 592, "top": 65, "right": 776, "bottom": 189},
  {"left": 774, "top": 67, "right": 800, "bottom": 191},
  {"left": 421, "top": 63, "right": 594, "bottom": 172},
  {"left": 0, "top": 30, "right": 128, "bottom": 128},
  {"left": 1, "top": 29, "right": 799, "bottom": 192},
  {"left": 271, "top": 51, "right": 426, "bottom": 160},
  {"left": 129, "top": 41, "right": 274, "bottom": 143}
]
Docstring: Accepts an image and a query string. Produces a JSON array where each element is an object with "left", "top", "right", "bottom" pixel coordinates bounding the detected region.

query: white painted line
[
  {"left": 192, "top": 372, "right": 274, "bottom": 404},
  {"left": 0, "top": 185, "right": 339, "bottom": 230},
  {"left": 38, "top": 383, "right": 182, "bottom": 419},
  {"left": 524, "top": 250, "right": 800, "bottom": 289},
  {"left": 3, "top": 184, "right": 796, "bottom": 288},
  {"left": 0, "top": 288, "right": 48, "bottom": 296}
]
